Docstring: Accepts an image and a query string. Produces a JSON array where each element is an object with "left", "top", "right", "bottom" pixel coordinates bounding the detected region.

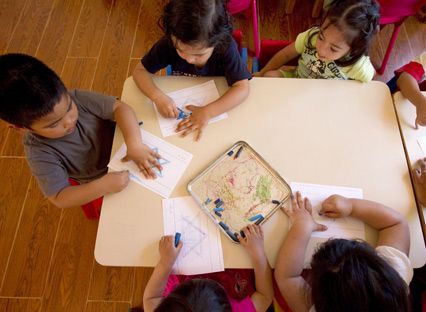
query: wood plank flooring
[{"left": 0, "top": 1, "right": 425, "bottom": 310}]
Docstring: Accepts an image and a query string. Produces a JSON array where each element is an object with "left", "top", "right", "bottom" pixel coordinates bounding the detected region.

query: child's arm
[
  {"left": 321, "top": 195, "right": 410, "bottom": 255},
  {"left": 143, "top": 235, "right": 182, "bottom": 312},
  {"left": 48, "top": 171, "right": 129, "bottom": 208},
  {"left": 238, "top": 224, "right": 273, "bottom": 312},
  {"left": 274, "top": 192, "right": 327, "bottom": 312},
  {"left": 175, "top": 78, "right": 249, "bottom": 141},
  {"left": 396, "top": 72, "right": 426, "bottom": 129},
  {"left": 133, "top": 62, "right": 178, "bottom": 118},
  {"left": 255, "top": 43, "right": 299, "bottom": 77},
  {"left": 113, "top": 100, "right": 162, "bottom": 179}
]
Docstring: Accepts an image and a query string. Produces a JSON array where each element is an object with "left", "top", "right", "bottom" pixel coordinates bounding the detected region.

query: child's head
[
  {"left": 312, "top": 0, "right": 380, "bottom": 66},
  {"left": 160, "top": 0, "right": 232, "bottom": 67},
  {"left": 309, "top": 239, "right": 409, "bottom": 312},
  {"left": 0, "top": 53, "right": 77, "bottom": 139},
  {"left": 155, "top": 278, "right": 231, "bottom": 312}
]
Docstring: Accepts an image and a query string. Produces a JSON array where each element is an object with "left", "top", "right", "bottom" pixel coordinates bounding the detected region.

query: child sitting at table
[
  {"left": 133, "top": 0, "right": 251, "bottom": 141},
  {"left": 255, "top": 0, "right": 379, "bottom": 82},
  {"left": 142, "top": 224, "right": 273, "bottom": 312},
  {"left": 0, "top": 53, "right": 162, "bottom": 212},
  {"left": 275, "top": 192, "right": 412, "bottom": 312}
]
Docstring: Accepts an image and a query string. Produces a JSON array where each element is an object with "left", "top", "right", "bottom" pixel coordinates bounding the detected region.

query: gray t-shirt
[{"left": 23, "top": 90, "right": 116, "bottom": 197}]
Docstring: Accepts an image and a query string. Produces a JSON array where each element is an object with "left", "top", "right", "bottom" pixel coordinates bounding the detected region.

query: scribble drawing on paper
[{"left": 179, "top": 212, "right": 207, "bottom": 258}]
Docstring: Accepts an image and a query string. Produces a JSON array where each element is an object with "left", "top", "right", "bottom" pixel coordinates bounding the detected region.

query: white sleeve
[{"left": 376, "top": 246, "right": 413, "bottom": 285}]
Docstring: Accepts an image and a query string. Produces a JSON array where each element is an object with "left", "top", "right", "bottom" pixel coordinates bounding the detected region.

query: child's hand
[
  {"left": 238, "top": 224, "right": 266, "bottom": 261},
  {"left": 415, "top": 95, "right": 426, "bottom": 129},
  {"left": 154, "top": 93, "right": 178, "bottom": 118},
  {"left": 100, "top": 170, "right": 130, "bottom": 193},
  {"left": 413, "top": 157, "right": 426, "bottom": 206},
  {"left": 283, "top": 191, "right": 327, "bottom": 233},
  {"left": 158, "top": 235, "right": 182, "bottom": 269},
  {"left": 175, "top": 105, "right": 210, "bottom": 141},
  {"left": 121, "top": 143, "right": 162, "bottom": 179},
  {"left": 320, "top": 194, "right": 353, "bottom": 218}
]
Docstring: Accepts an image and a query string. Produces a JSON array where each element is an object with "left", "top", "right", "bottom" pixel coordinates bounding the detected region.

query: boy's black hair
[
  {"left": 307, "top": 0, "right": 380, "bottom": 67},
  {"left": 0, "top": 53, "right": 67, "bottom": 128},
  {"left": 309, "top": 239, "right": 410, "bottom": 312},
  {"left": 159, "top": 0, "right": 232, "bottom": 53},
  {"left": 154, "top": 278, "right": 232, "bottom": 312}
]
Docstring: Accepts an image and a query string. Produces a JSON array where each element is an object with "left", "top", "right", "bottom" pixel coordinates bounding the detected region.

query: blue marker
[
  {"left": 174, "top": 232, "right": 181, "bottom": 247},
  {"left": 248, "top": 214, "right": 263, "bottom": 222}
]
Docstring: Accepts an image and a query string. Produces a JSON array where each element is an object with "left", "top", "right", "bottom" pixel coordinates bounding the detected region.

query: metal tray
[{"left": 187, "top": 141, "right": 291, "bottom": 243}]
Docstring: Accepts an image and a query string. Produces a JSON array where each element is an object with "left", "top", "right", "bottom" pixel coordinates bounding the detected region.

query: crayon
[
  {"left": 272, "top": 200, "right": 280, "bottom": 205},
  {"left": 219, "top": 222, "right": 238, "bottom": 242},
  {"left": 174, "top": 232, "right": 181, "bottom": 247},
  {"left": 138, "top": 121, "right": 144, "bottom": 126},
  {"left": 204, "top": 198, "right": 212, "bottom": 205},
  {"left": 214, "top": 207, "right": 224, "bottom": 212},
  {"left": 234, "top": 146, "right": 243, "bottom": 159},
  {"left": 214, "top": 198, "right": 221, "bottom": 205},
  {"left": 239, "top": 230, "right": 246, "bottom": 238},
  {"left": 219, "top": 221, "right": 229, "bottom": 230},
  {"left": 215, "top": 211, "right": 222, "bottom": 217},
  {"left": 248, "top": 214, "right": 263, "bottom": 222},
  {"left": 227, "top": 150, "right": 234, "bottom": 156},
  {"left": 215, "top": 201, "right": 224, "bottom": 208}
]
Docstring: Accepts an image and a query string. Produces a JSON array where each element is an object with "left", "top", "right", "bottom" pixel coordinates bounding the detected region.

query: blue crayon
[
  {"left": 214, "top": 198, "right": 221, "bottom": 205},
  {"left": 248, "top": 214, "right": 263, "bottom": 222},
  {"left": 219, "top": 221, "right": 229, "bottom": 230},
  {"left": 272, "top": 200, "right": 280, "bottom": 205},
  {"left": 215, "top": 200, "right": 224, "bottom": 208},
  {"left": 254, "top": 216, "right": 265, "bottom": 225},
  {"left": 174, "top": 232, "right": 181, "bottom": 247},
  {"left": 214, "top": 207, "right": 224, "bottom": 212},
  {"left": 227, "top": 150, "right": 234, "bottom": 156},
  {"left": 215, "top": 211, "right": 222, "bottom": 217},
  {"left": 204, "top": 198, "right": 212, "bottom": 205}
]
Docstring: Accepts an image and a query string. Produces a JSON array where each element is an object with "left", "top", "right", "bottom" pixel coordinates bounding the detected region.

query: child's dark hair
[
  {"left": 160, "top": 0, "right": 232, "bottom": 53},
  {"left": 309, "top": 239, "right": 410, "bottom": 312},
  {"left": 0, "top": 53, "right": 67, "bottom": 128},
  {"left": 308, "top": 0, "right": 380, "bottom": 67},
  {"left": 154, "top": 278, "right": 231, "bottom": 312}
]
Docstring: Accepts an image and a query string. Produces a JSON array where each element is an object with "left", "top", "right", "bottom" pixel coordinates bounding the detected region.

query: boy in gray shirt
[{"left": 0, "top": 53, "right": 161, "bottom": 213}]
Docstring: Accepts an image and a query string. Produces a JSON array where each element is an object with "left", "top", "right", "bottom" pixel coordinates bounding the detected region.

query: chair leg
[
  {"left": 376, "top": 21, "right": 403, "bottom": 75},
  {"left": 252, "top": 0, "right": 260, "bottom": 58}
]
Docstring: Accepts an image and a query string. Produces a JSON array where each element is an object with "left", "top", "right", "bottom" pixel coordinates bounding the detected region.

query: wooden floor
[{"left": 0, "top": 1, "right": 424, "bottom": 311}]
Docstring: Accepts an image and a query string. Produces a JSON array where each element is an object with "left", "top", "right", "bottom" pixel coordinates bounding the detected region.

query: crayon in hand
[{"left": 174, "top": 232, "right": 181, "bottom": 247}]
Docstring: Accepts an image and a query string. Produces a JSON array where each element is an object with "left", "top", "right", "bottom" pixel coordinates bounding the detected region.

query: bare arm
[
  {"left": 132, "top": 62, "right": 178, "bottom": 118},
  {"left": 397, "top": 72, "right": 426, "bottom": 128},
  {"left": 238, "top": 224, "right": 273, "bottom": 312},
  {"left": 257, "top": 43, "right": 299, "bottom": 76},
  {"left": 275, "top": 193, "right": 327, "bottom": 312},
  {"left": 48, "top": 171, "right": 129, "bottom": 208},
  {"left": 321, "top": 196, "right": 410, "bottom": 255},
  {"left": 143, "top": 236, "right": 182, "bottom": 312}
]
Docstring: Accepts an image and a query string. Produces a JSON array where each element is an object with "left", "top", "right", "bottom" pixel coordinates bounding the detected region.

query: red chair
[
  {"left": 375, "top": 0, "right": 426, "bottom": 75},
  {"left": 227, "top": 0, "right": 260, "bottom": 58},
  {"left": 252, "top": 39, "right": 295, "bottom": 73},
  {"left": 68, "top": 178, "right": 103, "bottom": 220}
]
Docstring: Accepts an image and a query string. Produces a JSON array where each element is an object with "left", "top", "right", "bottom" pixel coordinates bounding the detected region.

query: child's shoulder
[
  {"left": 341, "top": 55, "right": 375, "bottom": 82},
  {"left": 295, "top": 27, "right": 319, "bottom": 53}
]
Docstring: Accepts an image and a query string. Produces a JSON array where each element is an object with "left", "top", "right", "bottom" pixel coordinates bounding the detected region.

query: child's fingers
[
  {"left": 194, "top": 128, "right": 202, "bottom": 141},
  {"left": 296, "top": 191, "right": 304, "bottom": 209},
  {"left": 304, "top": 197, "right": 313, "bottom": 213},
  {"left": 315, "top": 223, "right": 328, "bottom": 232}
]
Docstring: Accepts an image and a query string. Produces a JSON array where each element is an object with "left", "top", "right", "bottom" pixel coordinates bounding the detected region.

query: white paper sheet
[
  {"left": 417, "top": 136, "right": 426, "bottom": 155},
  {"left": 163, "top": 196, "right": 224, "bottom": 275},
  {"left": 290, "top": 182, "right": 365, "bottom": 239},
  {"left": 108, "top": 130, "right": 193, "bottom": 198},
  {"left": 290, "top": 182, "right": 365, "bottom": 268},
  {"left": 154, "top": 80, "right": 228, "bottom": 137}
]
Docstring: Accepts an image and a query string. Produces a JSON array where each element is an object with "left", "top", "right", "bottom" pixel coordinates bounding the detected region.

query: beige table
[
  {"left": 393, "top": 91, "right": 426, "bottom": 243},
  {"left": 95, "top": 77, "right": 426, "bottom": 268}
]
